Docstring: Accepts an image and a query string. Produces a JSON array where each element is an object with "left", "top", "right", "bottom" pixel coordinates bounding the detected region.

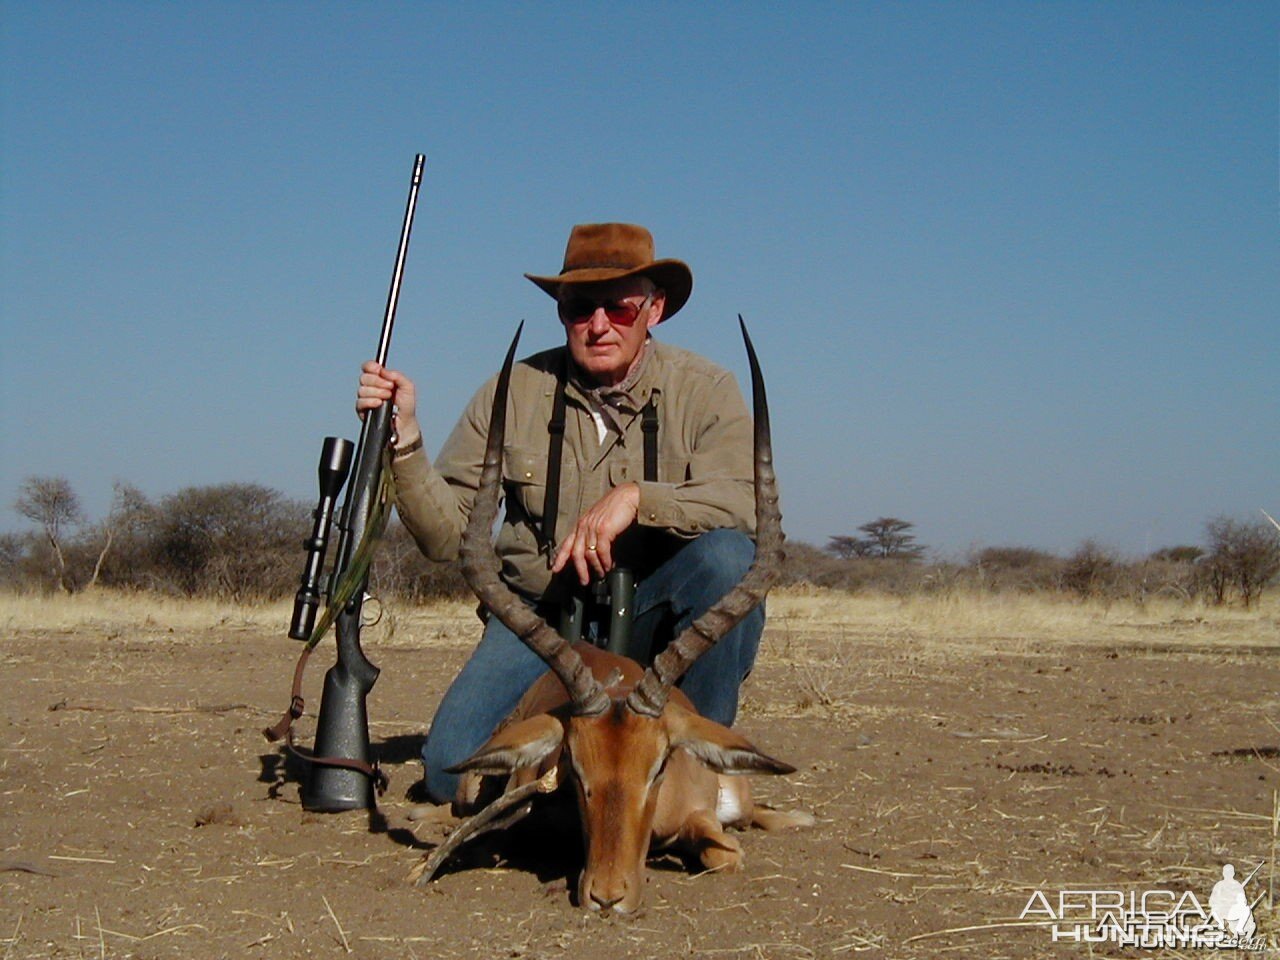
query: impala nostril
[{"left": 590, "top": 891, "right": 623, "bottom": 911}]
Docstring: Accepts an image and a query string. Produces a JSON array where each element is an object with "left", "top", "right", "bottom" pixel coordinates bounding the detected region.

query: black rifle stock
[{"left": 289, "top": 153, "right": 425, "bottom": 812}]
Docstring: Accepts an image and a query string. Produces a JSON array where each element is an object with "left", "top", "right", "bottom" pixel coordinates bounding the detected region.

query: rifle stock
[{"left": 292, "top": 154, "right": 425, "bottom": 812}]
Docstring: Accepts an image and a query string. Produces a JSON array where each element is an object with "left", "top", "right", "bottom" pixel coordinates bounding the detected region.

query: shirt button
[{"left": 525, "top": 471, "right": 533, "bottom": 479}]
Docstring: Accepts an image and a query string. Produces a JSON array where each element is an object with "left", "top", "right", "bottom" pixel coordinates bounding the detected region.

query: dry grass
[
  {"left": 768, "top": 585, "right": 1280, "bottom": 652},
  {"left": 0, "top": 589, "right": 477, "bottom": 639},
  {"left": 0, "top": 589, "right": 293, "bottom": 634},
  {"left": 3, "top": 586, "right": 1275, "bottom": 653}
]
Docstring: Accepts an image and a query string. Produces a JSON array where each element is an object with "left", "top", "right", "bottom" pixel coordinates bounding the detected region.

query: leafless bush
[
  {"left": 13, "top": 475, "right": 83, "bottom": 592},
  {"left": 970, "top": 546, "right": 1064, "bottom": 593},
  {"left": 149, "top": 483, "right": 309, "bottom": 599},
  {"left": 370, "top": 520, "right": 469, "bottom": 602},
  {"left": 778, "top": 541, "right": 852, "bottom": 589},
  {"left": 1149, "top": 544, "right": 1204, "bottom": 564},
  {"left": 5, "top": 472, "right": 1274, "bottom": 613},
  {"left": 780, "top": 541, "right": 934, "bottom": 594},
  {"left": 1201, "top": 515, "right": 1280, "bottom": 607},
  {"left": 0, "top": 531, "right": 51, "bottom": 592},
  {"left": 1060, "top": 540, "right": 1120, "bottom": 600}
]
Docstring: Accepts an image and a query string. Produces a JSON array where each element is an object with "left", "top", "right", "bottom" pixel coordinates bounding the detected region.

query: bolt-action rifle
[{"left": 264, "top": 154, "right": 425, "bottom": 812}]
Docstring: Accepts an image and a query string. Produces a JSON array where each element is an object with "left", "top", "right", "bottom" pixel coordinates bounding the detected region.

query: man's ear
[
  {"left": 666, "top": 708, "right": 796, "bottom": 776},
  {"left": 646, "top": 290, "right": 666, "bottom": 329},
  {"left": 444, "top": 714, "right": 565, "bottom": 776}
]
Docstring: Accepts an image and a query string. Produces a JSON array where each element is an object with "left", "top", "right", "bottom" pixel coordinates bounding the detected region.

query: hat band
[{"left": 564, "top": 260, "right": 646, "bottom": 272}]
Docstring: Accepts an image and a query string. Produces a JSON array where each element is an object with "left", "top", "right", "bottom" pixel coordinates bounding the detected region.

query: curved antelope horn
[
  {"left": 459, "top": 324, "right": 610, "bottom": 717},
  {"left": 626, "top": 317, "right": 783, "bottom": 718}
]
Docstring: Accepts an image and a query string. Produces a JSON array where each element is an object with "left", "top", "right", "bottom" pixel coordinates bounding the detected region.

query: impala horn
[
  {"left": 459, "top": 323, "right": 611, "bottom": 717},
  {"left": 625, "top": 317, "right": 783, "bottom": 717}
]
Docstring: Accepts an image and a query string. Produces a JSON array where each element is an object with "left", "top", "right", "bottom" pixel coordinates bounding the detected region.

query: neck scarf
[{"left": 570, "top": 339, "right": 652, "bottom": 435}]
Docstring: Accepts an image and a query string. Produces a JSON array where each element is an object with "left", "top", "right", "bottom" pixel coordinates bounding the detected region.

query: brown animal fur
[{"left": 450, "top": 643, "right": 810, "bottom": 913}]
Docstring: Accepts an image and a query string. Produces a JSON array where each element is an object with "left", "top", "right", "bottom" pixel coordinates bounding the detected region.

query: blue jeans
[{"left": 420, "top": 529, "right": 764, "bottom": 803}]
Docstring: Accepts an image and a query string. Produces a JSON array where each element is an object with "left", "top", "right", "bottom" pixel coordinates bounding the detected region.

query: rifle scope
[{"left": 289, "top": 436, "right": 355, "bottom": 641}]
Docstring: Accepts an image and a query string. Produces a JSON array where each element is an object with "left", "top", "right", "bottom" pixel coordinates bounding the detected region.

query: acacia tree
[
  {"left": 827, "top": 518, "right": 926, "bottom": 561},
  {"left": 856, "top": 517, "right": 925, "bottom": 560},
  {"left": 13, "top": 475, "right": 83, "bottom": 592}
]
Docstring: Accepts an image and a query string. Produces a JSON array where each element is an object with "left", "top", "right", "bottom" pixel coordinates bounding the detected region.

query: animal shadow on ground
[
  {"left": 425, "top": 805, "right": 585, "bottom": 891},
  {"left": 396, "top": 786, "right": 700, "bottom": 905},
  {"left": 258, "top": 736, "right": 663, "bottom": 901}
]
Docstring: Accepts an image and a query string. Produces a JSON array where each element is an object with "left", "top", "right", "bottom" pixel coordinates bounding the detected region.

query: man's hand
[
  {"left": 551, "top": 483, "right": 641, "bottom": 585},
  {"left": 357, "top": 361, "right": 421, "bottom": 443}
]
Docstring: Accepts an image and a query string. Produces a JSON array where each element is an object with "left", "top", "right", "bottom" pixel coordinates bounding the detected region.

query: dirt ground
[{"left": 2, "top": 594, "right": 1278, "bottom": 959}]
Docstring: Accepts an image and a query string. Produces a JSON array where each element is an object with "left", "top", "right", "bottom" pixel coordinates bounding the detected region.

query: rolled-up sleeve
[{"left": 391, "top": 376, "right": 496, "bottom": 562}]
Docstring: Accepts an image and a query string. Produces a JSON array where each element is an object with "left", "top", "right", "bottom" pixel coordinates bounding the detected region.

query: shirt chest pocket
[
  {"left": 502, "top": 446, "right": 547, "bottom": 521},
  {"left": 607, "top": 459, "right": 639, "bottom": 485},
  {"left": 607, "top": 456, "right": 691, "bottom": 486}
]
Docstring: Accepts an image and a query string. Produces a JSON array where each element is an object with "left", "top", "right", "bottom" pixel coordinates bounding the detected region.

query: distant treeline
[
  {"left": 3, "top": 477, "right": 466, "bottom": 602},
  {"left": 811, "top": 515, "right": 1280, "bottom": 607},
  {"left": 4, "top": 476, "right": 1278, "bottom": 608}
]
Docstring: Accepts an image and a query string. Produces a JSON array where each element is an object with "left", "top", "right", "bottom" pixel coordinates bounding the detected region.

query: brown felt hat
[{"left": 525, "top": 223, "right": 693, "bottom": 322}]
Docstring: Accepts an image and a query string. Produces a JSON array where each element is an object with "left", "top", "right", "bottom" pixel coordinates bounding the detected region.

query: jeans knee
[
  {"left": 421, "top": 726, "right": 460, "bottom": 804},
  {"left": 684, "top": 528, "right": 754, "bottom": 589}
]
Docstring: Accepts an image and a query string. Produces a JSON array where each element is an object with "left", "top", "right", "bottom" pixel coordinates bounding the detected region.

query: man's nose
[{"left": 586, "top": 308, "right": 612, "bottom": 334}]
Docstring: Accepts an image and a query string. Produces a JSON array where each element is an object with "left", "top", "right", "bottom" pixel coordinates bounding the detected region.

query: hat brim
[{"left": 525, "top": 259, "right": 692, "bottom": 322}]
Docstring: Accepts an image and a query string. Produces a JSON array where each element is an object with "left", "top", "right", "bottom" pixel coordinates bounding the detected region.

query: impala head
[
  {"left": 449, "top": 695, "right": 793, "bottom": 912},
  {"left": 456, "top": 318, "right": 785, "bottom": 913}
]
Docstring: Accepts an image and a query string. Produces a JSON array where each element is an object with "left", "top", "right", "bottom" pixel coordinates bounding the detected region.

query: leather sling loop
[{"left": 263, "top": 641, "right": 388, "bottom": 795}]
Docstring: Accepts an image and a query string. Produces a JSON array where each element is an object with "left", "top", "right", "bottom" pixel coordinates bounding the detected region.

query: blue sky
[{"left": 2, "top": 1, "right": 1276, "bottom": 558}]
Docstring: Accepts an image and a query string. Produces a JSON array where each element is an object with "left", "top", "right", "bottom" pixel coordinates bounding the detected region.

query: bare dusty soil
[{"left": 2, "top": 599, "right": 1278, "bottom": 959}]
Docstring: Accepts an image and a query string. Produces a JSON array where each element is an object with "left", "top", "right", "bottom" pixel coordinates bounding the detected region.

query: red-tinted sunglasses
[{"left": 557, "top": 294, "right": 653, "bottom": 326}]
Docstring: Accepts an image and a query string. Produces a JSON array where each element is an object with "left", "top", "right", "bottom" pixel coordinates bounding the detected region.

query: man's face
[{"left": 558, "top": 277, "right": 665, "bottom": 386}]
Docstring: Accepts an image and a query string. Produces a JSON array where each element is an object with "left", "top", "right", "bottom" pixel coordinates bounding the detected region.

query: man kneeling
[{"left": 356, "top": 223, "right": 764, "bottom": 804}]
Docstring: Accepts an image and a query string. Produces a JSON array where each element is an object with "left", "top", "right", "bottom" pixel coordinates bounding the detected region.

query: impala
[{"left": 412, "top": 320, "right": 807, "bottom": 913}]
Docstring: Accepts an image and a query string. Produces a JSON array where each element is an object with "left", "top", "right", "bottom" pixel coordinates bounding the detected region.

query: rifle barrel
[
  {"left": 331, "top": 153, "right": 426, "bottom": 588},
  {"left": 375, "top": 153, "right": 425, "bottom": 367}
]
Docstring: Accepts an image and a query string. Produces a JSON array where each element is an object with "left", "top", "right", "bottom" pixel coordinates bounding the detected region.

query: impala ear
[
  {"left": 666, "top": 708, "right": 796, "bottom": 776},
  {"left": 445, "top": 714, "right": 565, "bottom": 776}
]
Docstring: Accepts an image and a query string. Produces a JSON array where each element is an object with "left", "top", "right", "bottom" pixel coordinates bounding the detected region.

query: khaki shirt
[{"left": 391, "top": 340, "right": 755, "bottom": 600}]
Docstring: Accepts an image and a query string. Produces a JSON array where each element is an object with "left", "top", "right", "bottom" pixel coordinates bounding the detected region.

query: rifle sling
[{"left": 262, "top": 642, "right": 388, "bottom": 795}]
